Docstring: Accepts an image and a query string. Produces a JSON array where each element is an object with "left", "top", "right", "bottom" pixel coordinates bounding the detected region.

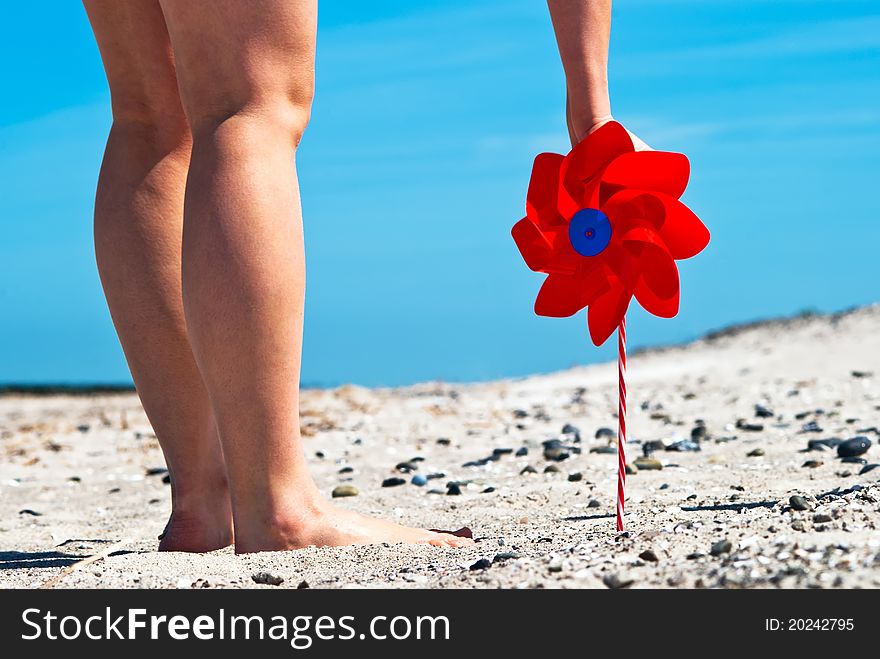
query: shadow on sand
[{"left": 0, "top": 550, "right": 85, "bottom": 570}]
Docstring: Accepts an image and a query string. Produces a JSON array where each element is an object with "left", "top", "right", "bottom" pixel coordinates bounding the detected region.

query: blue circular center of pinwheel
[{"left": 569, "top": 208, "right": 612, "bottom": 257}]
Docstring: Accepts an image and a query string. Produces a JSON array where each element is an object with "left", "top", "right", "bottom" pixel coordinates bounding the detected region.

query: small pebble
[
  {"left": 747, "top": 448, "right": 765, "bottom": 457},
  {"left": 515, "top": 447, "right": 528, "bottom": 457},
  {"left": 642, "top": 440, "right": 666, "bottom": 454},
  {"left": 520, "top": 465, "right": 537, "bottom": 475},
  {"left": 736, "top": 419, "right": 764, "bottom": 432},
  {"left": 587, "top": 498, "right": 601, "bottom": 508},
  {"left": 710, "top": 539, "right": 733, "bottom": 556},
  {"left": 633, "top": 457, "right": 662, "bottom": 471},
  {"left": 381, "top": 477, "right": 406, "bottom": 488},
  {"left": 802, "top": 460, "right": 823, "bottom": 469},
  {"left": 801, "top": 421, "right": 823, "bottom": 433},
  {"left": 666, "top": 440, "right": 700, "bottom": 452},
  {"left": 858, "top": 463, "right": 879, "bottom": 475},
  {"left": 837, "top": 436, "right": 871, "bottom": 458},
  {"left": 469, "top": 558, "right": 492, "bottom": 571},
  {"left": 595, "top": 427, "right": 615, "bottom": 440},
  {"left": 543, "top": 464, "right": 560, "bottom": 473},
  {"left": 625, "top": 463, "right": 638, "bottom": 475},
  {"left": 493, "top": 551, "right": 522, "bottom": 563},
  {"left": 639, "top": 549, "right": 659, "bottom": 563},
  {"left": 446, "top": 483, "right": 462, "bottom": 496},
  {"left": 543, "top": 446, "right": 570, "bottom": 462},
  {"left": 789, "top": 495, "right": 810, "bottom": 511},
  {"left": 252, "top": 572, "right": 284, "bottom": 586},
  {"left": 411, "top": 474, "right": 428, "bottom": 487},
  {"left": 602, "top": 573, "right": 634, "bottom": 589},
  {"left": 561, "top": 424, "right": 581, "bottom": 442},
  {"left": 754, "top": 404, "right": 774, "bottom": 418},
  {"left": 567, "top": 472, "right": 583, "bottom": 482},
  {"left": 331, "top": 485, "right": 359, "bottom": 498},
  {"left": 590, "top": 445, "right": 617, "bottom": 454},
  {"left": 808, "top": 438, "right": 842, "bottom": 451},
  {"left": 812, "top": 513, "right": 833, "bottom": 524}
]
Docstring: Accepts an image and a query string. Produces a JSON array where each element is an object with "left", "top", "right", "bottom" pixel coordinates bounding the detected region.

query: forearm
[{"left": 547, "top": 0, "right": 612, "bottom": 143}]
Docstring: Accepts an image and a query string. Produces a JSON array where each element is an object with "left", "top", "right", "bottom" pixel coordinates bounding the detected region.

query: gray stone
[
  {"left": 381, "top": 477, "right": 406, "bottom": 488},
  {"left": 710, "top": 539, "right": 733, "bottom": 556},
  {"left": 837, "top": 437, "right": 871, "bottom": 458},
  {"left": 252, "top": 572, "right": 284, "bottom": 586}
]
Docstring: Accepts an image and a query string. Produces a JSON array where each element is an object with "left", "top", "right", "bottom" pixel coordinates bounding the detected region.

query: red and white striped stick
[{"left": 617, "top": 317, "right": 627, "bottom": 532}]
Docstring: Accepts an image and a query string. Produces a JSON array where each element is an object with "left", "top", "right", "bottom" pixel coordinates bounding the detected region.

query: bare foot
[
  {"left": 158, "top": 503, "right": 234, "bottom": 553},
  {"left": 233, "top": 503, "right": 474, "bottom": 554}
]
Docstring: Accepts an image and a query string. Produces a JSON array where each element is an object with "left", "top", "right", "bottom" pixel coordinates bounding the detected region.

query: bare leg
[
  {"left": 548, "top": 0, "right": 650, "bottom": 150},
  {"left": 159, "top": 0, "right": 472, "bottom": 553},
  {"left": 83, "top": 0, "right": 232, "bottom": 552}
]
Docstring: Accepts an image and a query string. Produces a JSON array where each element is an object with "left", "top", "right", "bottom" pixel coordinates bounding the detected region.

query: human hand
[
  {"left": 571, "top": 116, "right": 652, "bottom": 152},
  {"left": 566, "top": 99, "right": 651, "bottom": 152}
]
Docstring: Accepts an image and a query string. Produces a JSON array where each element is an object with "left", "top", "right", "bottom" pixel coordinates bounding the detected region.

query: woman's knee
[
  {"left": 185, "top": 91, "right": 313, "bottom": 149},
  {"left": 109, "top": 84, "right": 192, "bottom": 152}
]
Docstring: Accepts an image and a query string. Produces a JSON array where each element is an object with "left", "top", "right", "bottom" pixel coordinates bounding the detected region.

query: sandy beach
[{"left": 1, "top": 306, "right": 879, "bottom": 589}]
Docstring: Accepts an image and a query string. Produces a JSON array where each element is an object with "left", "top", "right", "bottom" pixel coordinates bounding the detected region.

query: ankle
[
  {"left": 169, "top": 469, "right": 231, "bottom": 516},
  {"left": 231, "top": 494, "right": 329, "bottom": 554}
]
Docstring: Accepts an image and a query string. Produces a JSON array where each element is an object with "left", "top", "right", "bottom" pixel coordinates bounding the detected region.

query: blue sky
[{"left": 1, "top": 0, "right": 878, "bottom": 386}]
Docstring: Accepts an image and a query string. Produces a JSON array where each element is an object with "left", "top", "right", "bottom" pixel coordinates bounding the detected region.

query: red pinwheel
[
  {"left": 511, "top": 120, "right": 709, "bottom": 532},
  {"left": 511, "top": 120, "right": 709, "bottom": 346}
]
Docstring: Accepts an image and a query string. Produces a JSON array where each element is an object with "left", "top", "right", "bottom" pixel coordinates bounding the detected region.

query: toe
[{"left": 426, "top": 532, "right": 473, "bottom": 548}]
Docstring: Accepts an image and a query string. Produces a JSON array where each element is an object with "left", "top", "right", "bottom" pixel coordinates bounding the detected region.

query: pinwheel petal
[
  {"left": 638, "top": 244, "right": 680, "bottom": 302},
  {"left": 603, "top": 243, "right": 641, "bottom": 292},
  {"left": 602, "top": 190, "right": 664, "bottom": 233},
  {"left": 634, "top": 277, "right": 680, "bottom": 318},
  {"left": 526, "top": 152, "right": 565, "bottom": 229},
  {"left": 567, "top": 121, "right": 634, "bottom": 182},
  {"left": 653, "top": 193, "right": 710, "bottom": 260},
  {"left": 512, "top": 217, "right": 554, "bottom": 272},
  {"left": 561, "top": 122, "right": 633, "bottom": 213},
  {"left": 535, "top": 274, "right": 594, "bottom": 317},
  {"left": 620, "top": 228, "right": 680, "bottom": 300},
  {"left": 587, "top": 276, "right": 631, "bottom": 346},
  {"left": 602, "top": 190, "right": 709, "bottom": 260},
  {"left": 600, "top": 151, "right": 690, "bottom": 201}
]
